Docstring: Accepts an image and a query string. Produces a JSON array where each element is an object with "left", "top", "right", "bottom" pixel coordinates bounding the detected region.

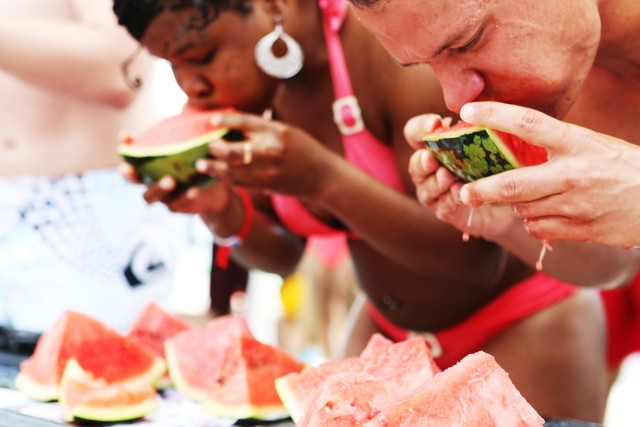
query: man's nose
[{"left": 434, "top": 66, "right": 486, "bottom": 114}]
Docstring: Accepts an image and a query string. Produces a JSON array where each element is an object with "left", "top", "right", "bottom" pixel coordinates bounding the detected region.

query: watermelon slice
[
  {"left": 359, "top": 333, "right": 393, "bottom": 359},
  {"left": 127, "top": 302, "right": 192, "bottom": 388},
  {"left": 202, "top": 336, "right": 306, "bottom": 420},
  {"left": 165, "top": 314, "right": 253, "bottom": 402},
  {"left": 364, "top": 351, "right": 545, "bottom": 426},
  {"left": 15, "top": 311, "right": 165, "bottom": 402},
  {"left": 117, "top": 109, "right": 245, "bottom": 186},
  {"left": 423, "top": 121, "right": 547, "bottom": 182},
  {"left": 275, "top": 335, "right": 440, "bottom": 423},
  {"left": 59, "top": 358, "right": 159, "bottom": 422},
  {"left": 296, "top": 373, "right": 408, "bottom": 426}
]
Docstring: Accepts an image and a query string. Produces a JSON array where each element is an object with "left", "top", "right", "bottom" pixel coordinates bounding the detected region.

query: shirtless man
[
  {"left": 0, "top": 0, "right": 189, "bottom": 334},
  {"left": 350, "top": 0, "right": 640, "bottom": 282}
]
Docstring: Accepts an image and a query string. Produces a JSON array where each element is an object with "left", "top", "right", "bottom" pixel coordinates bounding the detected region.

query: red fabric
[
  {"left": 600, "top": 270, "right": 640, "bottom": 369},
  {"left": 215, "top": 187, "right": 254, "bottom": 269},
  {"left": 368, "top": 273, "right": 579, "bottom": 369}
]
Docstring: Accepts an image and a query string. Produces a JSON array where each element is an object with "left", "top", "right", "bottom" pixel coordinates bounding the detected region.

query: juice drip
[
  {"left": 536, "top": 240, "right": 553, "bottom": 271},
  {"left": 462, "top": 208, "right": 475, "bottom": 242}
]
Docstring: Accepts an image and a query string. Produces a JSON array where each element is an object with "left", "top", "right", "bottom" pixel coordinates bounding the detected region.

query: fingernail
[
  {"left": 159, "top": 176, "right": 173, "bottom": 190},
  {"left": 460, "top": 104, "right": 476, "bottom": 121},
  {"left": 196, "top": 159, "right": 208, "bottom": 173},
  {"left": 460, "top": 186, "right": 470, "bottom": 204}
]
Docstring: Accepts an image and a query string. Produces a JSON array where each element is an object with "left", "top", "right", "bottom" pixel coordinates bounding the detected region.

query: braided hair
[{"left": 113, "top": 0, "right": 252, "bottom": 41}]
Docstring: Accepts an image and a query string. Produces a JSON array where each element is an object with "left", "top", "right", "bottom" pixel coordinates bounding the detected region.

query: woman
[{"left": 113, "top": 0, "right": 607, "bottom": 422}]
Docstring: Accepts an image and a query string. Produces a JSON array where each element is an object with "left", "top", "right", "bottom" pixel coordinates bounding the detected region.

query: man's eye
[
  {"left": 453, "top": 36, "right": 480, "bottom": 54},
  {"left": 452, "top": 25, "right": 486, "bottom": 54}
]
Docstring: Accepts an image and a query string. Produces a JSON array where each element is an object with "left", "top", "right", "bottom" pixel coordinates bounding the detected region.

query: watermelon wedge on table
[
  {"left": 15, "top": 311, "right": 165, "bottom": 402},
  {"left": 118, "top": 109, "right": 244, "bottom": 187},
  {"left": 423, "top": 121, "right": 547, "bottom": 182},
  {"left": 364, "top": 351, "right": 545, "bottom": 426},
  {"left": 59, "top": 358, "right": 159, "bottom": 422},
  {"left": 127, "top": 302, "right": 192, "bottom": 389},
  {"left": 164, "top": 314, "right": 253, "bottom": 402},
  {"left": 202, "top": 335, "right": 305, "bottom": 420},
  {"left": 275, "top": 334, "right": 440, "bottom": 423}
]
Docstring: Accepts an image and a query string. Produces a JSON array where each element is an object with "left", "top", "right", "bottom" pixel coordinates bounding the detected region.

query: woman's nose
[{"left": 175, "top": 70, "right": 213, "bottom": 100}]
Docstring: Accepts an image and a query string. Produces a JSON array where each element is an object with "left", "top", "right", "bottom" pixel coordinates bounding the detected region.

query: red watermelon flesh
[
  {"left": 423, "top": 121, "right": 548, "bottom": 182},
  {"left": 15, "top": 311, "right": 165, "bottom": 402},
  {"left": 296, "top": 373, "right": 412, "bottom": 426},
  {"left": 127, "top": 302, "right": 191, "bottom": 361},
  {"left": 60, "top": 358, "right": 159, "bottom": 422},
  {"left": 275, "top": 335, "right": 439, "bottom": 423},
  {"left": 359, "top": 333, "right": 393, "bottom": 359},
  {"left": 275, "top": 357, "right": 367, "bottom": 422},
  {"left": 202, "top": 336, "right": 306, "bottom": 420},
  {"left": 165, "top": 314, "right": 253, "bottom": 402},
  {"left": 127, "top": 303, "right": 192, "bottom": 389},
  {"left": 122, "top": 110, "right": 227, "bottom": 149},
  {"left": 364, "top": 351, "right": 545, "bottom": 427}
]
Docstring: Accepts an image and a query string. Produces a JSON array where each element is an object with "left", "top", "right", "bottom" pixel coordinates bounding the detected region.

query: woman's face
[
  {"left": 142, "top": 6, "right": 280, "bottom": 113},
  {"left": 353, "top": 0, "right": 601, "bottom": 118}
]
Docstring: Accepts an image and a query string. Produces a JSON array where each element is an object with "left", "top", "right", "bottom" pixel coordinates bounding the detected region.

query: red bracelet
[{"left": 214, "top": 187, "right": 254, "bottom": 269}]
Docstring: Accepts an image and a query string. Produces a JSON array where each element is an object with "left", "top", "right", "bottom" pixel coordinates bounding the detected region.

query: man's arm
[{"left": 0, "top": 0, "right": 145, "bottom": 108}]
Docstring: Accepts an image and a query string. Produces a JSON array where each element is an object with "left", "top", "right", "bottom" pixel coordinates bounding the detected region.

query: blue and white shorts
[{"left": 0, "top": 168, "right": 193, "bottom": 333}]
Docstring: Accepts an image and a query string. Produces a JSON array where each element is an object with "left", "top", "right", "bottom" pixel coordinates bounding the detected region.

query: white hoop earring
[{"left": 254, "top": 14, "right": 304, "bottom": 79}]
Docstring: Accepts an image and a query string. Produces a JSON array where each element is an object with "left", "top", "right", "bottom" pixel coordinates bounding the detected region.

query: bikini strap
[{"left": 318, "top": 0, "right": 365, "bottom": 136}]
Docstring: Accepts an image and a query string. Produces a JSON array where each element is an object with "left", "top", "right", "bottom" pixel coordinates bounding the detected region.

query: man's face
[{"left": 353, "top": 0, "right": 600, "bottom": 118}]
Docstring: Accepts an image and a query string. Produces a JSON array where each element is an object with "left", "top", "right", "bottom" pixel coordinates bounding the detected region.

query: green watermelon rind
[
  {"left": 423, "top": 126, "right": 521, "bottom": 182},
  {"left": 117, "top": 128, "right": 235, "bottom": 185},
  {"left": 202, "top": 399, "right": 290, "bottom": 421},
  {"left": 60, "top": 359, "right": 159, "bottom": 423},
  {"left": 164, "top": 339, "right": 208, "bottom": 402},
  {"left": 274, "top": 375, "right": 305, "bottom": 423}
]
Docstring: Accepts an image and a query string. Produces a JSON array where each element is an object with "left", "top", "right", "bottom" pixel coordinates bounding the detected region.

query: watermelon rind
[
  {"left": 274, "top": 376, "right": 306, "bottom": 423},
  {"left": 117, "top": 129, "right": 225, "bottom": 185},
  {"left": 164, "top": 339, "right": 208, "bottom": 402},
  {"left": 60, "top": 359, "right": 159, "bottom": 423},
  {"left": 423, "top": 125, "right": 522, "bottom": 182},
  {"left": 14, "top": 372, "right": 58, "bottom": 402},
  {"left": 202, "top": 400, "right": 290, "bottom": 421}
]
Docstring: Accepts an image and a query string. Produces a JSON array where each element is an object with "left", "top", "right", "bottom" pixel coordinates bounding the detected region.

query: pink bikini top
[{"left": 272, "top": 0, "right": 405, "bottom": 238}]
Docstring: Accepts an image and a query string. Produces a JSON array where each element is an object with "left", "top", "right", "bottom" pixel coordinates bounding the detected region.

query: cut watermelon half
[
  {"left": 423, "top": 121, "right": 547, "bottom": 182},
  {"left": 165, "top": 314, "right": 253, "bottom": 402},
  {"left": 275, "top": 335, "right": 440, "bottom": 423},
  {"left": 202, "top": 336, "right": 305, "bottom": 420},
  {"left": 60, "top": 358, "right": 159, "bottom": 422},
  {"left": 15, "top": 311, "right": 165, "bottom": 402},
  {"left": 127, "top": 302, "right": 192, "bottom": 389},
  {"left": 296, "top": 373, "right": 404, "bottom": 426},
  {"left": 117, "top": 109, "right": 245, "bottom": 185},
  {"left": 364, "top": 351, "right": 545, "bottom": 426}
]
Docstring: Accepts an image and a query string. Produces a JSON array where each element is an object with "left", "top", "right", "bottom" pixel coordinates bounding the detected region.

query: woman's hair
[{"left": 113, "top": 0, "right": 252, "bottom": 41}]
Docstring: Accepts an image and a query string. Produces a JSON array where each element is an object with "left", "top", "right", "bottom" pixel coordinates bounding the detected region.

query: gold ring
[{"left": 242, "top": 142, "right": 252, "bottom": 165}]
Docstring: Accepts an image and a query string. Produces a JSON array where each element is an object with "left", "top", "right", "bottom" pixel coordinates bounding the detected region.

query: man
[
  {"left": 0, "top": 0, "right": 189, "bottom": 335},
  {"left": 350, "top": 0, "right": 640, "bottom": 282}
]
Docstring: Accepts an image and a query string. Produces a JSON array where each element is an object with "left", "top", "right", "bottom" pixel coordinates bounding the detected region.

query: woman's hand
[
  {"left": 119, "top": 162, "right": 233, "bottom": 215},
  {"left": 458, "top": 101, "right": 640, "bottom": 247},
  {"left": 196, "top": 112, "right": 337, "bottom": 200}
]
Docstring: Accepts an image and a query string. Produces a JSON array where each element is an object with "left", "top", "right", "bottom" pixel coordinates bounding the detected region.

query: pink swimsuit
[{"left": 270, "top": 0, "right": 639, "bottom": 370}]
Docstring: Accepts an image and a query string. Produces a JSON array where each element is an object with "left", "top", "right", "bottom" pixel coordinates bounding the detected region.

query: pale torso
[{"left": 0, "top": 0, "right": 159, "bottom": 177}]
